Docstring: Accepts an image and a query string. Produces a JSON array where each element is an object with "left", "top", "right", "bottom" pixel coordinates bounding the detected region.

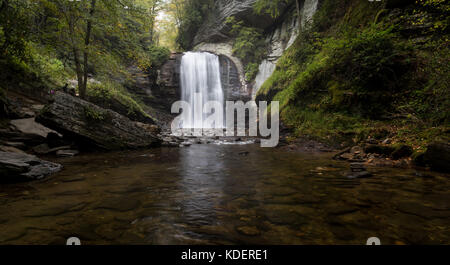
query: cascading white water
[
  {"left": 180, "top": 52, "right": 225, "bottom": 129},
  {"left": 301, "top": 0, "right": 319, "bottom": 27}
]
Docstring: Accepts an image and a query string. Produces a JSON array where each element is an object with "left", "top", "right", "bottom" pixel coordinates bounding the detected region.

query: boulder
[
  {"left": 32, "top": 144, "right": 72, "bottom": 155},
  {"left": 0, "top": 129, "right": 46, "bottom": 147},
  {"left": 0, "top": 145, "right": 26, "bottom": 154},
  {"left": 36, "top": 92, "right": 161, "bottom": 150},
  {"left": 391, "top": 144, "right": 413, "bottom": 160},
  {"left": 10, "top": 118, "right": 59, "bottom": 138},
  {"left": 0, "top": 151, "right": 62, "bottom": 183},
  {"left": 423, "top": 142, "right": 450, "bottom": 173}
]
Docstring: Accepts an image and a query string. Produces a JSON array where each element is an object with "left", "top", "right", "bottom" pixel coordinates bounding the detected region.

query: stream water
[{"left": 0, "top": 143, "right": 449, "bottom": 245}]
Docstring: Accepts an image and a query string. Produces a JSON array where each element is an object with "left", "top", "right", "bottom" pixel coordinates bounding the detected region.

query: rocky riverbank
[{"left": 0, "top": 90, "right": 163, "bottom": 183}]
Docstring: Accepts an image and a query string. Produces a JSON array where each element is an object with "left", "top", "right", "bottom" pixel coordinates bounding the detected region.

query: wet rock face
[
  {"left": 219, "top": 55, "right": 249, "bottom": 101},
  {"left": 36, "top": 92, "right": 161, "bottom": 151},
  {"left": 193, "top": 0, "right": 289, "bottom": 46},
  {"left": 159, "top": 52, "right": 250, "bottom": 103},
  {"left": 0, "top": 151, "right": 62, "bottom": 183}
]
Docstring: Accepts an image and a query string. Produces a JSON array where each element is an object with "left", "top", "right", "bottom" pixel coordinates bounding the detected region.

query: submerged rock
[
  {"left": 346, "top": 171, "right": 372, "bottom": 179},
  {"left": 0, "top": 151, "right": 62, "bottom": 183},
  {"left": 36, "top": 92, "right": 161, "bottom": 150}
]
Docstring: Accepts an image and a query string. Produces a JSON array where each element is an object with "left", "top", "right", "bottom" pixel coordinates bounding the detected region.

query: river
[{"left": 0, "top": 143, "right": 449, "bottom": 244}]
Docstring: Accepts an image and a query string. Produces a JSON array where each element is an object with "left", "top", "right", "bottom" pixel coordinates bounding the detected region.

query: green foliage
[
  {"left": 83, "top": 105, "right": 105, "bottom": 121},
  {"left": 409, "top": 0, "right": 449, "bottom": 34},
  {"left": 401, "top": 43, "right": 450, "bottom": 125},
  {"left": 147, "top": 45, "right": 171, "bottom": 69},
  {"left": 254, "top": 0, "right": 289, "bottom": 19},
  {"left": 257, "top": 0, "right": 448, "bottom": 147},
  {"left": 27, "top": 43, "right": 71, "bottom": 87},
  {"left": 0, "top": 0, "right": 32, "bottom": 61},
  {"left": 226, "top": 16, "right": 267, "bottom": 82},
  {"left": 245, "top": 63, "right": 259, "bottom": 82},
  {"left": 176, "top": 0, "right": 214, "bottom": 50},
  {"left": 86, "top": 81, "right": 152, "bottom": 120}
]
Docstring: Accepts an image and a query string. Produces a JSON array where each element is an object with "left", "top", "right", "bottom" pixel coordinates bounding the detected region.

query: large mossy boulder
[
  {"left": 0, "top": 151, "right": 62, "bottom": 183},
  {"left": 36, "top": 92, "right": 161, "bottom": 150}
]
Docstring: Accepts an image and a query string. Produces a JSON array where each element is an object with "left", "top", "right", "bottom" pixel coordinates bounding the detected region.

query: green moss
[
  {"left": 83, "top": 106, "right": 105, "bottom": 121},
  {"left": 226, "top": 16, "right": 267, "bottom": 82},
  {"left": 86, "top": 81, "right": 153, "bottom": 121},
  {"left": 255, "top": 0, "right": 449, "bottom": 148}
]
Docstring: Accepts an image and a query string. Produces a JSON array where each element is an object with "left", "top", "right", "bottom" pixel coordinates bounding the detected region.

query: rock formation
[
  {"left": 0, "top": 151, "right": 62, "bottom": 183},
  {"left": 36, "top": 92, "right": 161, "bottom": 150}
]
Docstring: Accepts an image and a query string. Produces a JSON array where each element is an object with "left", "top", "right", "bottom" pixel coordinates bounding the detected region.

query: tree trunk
[
  {"left": 73, "top": 47, "right": 84, "bottom": 98},
  {"left": 68, "top": 16, "right": 84, "bottom": 98},
  {"left": 80, "top": 0, "right": 97, "bottom": 99},
  {"left": 149, "top": 3, "right": 157, "bottom": 44}
]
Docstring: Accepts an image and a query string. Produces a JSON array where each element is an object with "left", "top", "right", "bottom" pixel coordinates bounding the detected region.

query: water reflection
[
  {"left": 0, "top": 144, "right": 449, "bottom": 245},
  {"left": 178, "top": 146, "right": 226, "bottom": 227}
]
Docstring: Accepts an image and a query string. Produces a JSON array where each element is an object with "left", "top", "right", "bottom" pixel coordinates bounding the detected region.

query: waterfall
[
  {"left": 301, "top": 0, "right": 319, "bottom": 28},
  {"left": 253, "top": 59, "right": 277, "bottom": 98},
  {"left": 180, "top": 52, "right": 225, "bottom": 129}
]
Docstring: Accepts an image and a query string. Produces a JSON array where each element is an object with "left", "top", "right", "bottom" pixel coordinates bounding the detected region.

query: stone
[
  {"left": 36, "top": 92, "right": 161, "bottom": 150},
  {"left": 32, "top": 144, "right": 72, "bottom": 155},
  {"left": 56, "top": 149, "right": 79, "bottom": 157},
  {"left": 346, "top": 171, "right": 372, "bottom": 179},
  {"left": 180, "top": 142, "right": 192, "bottom": 147},
  {"left": 10, "top": 118, "right": 59, "bottom": 138},
  {"left": 0, "top": 145, "right": 26, "bottom": 154},
  {"left": 0, "top": 130, "right": 46, "bottom": 146},
  {"left": 350, "top": 163, "right": 366, "bottom": 172},
  {"left": 391, "top": 144, "right": 413, "bottom": 160},
  {"left": 423, "top": 142, "right": 450, "bottom": 173},
  {"left": 350, "top": 146, "right": 364, "bottom": 154},
  {"left": 3, "top": 141, "right": 26, "bottom": 149},
  {"left": 0, "top": 151, "right": 62, "bottom": 183},
  {"left": 382, "top": 138, "right": 392, "bottom": 145}
]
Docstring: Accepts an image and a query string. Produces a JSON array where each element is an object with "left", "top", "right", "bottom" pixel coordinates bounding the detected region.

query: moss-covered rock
[{"left": 36, "top": 92, "right": 161, "bottom": 151}]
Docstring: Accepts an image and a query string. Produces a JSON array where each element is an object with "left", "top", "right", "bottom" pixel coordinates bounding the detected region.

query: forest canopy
[{"left": 0, "top": 0, "right": 171, "bottom": 98}]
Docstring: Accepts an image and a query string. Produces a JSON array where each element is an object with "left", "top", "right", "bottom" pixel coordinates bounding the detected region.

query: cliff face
[
  {"left": 193, "top": 0, "right": 290, "bottom": 46},
  {"left": 193, "top": 0, "right": 320, "bottom": 98}
]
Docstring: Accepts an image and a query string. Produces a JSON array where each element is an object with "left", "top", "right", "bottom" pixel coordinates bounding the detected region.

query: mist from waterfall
[{"left": 180, "top": 52, "right": 225, "bottom": 129}]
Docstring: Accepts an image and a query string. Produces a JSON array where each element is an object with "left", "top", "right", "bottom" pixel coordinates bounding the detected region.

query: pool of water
[{"left": 0, "top": 144, "right": 449, "bottom": 244}]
